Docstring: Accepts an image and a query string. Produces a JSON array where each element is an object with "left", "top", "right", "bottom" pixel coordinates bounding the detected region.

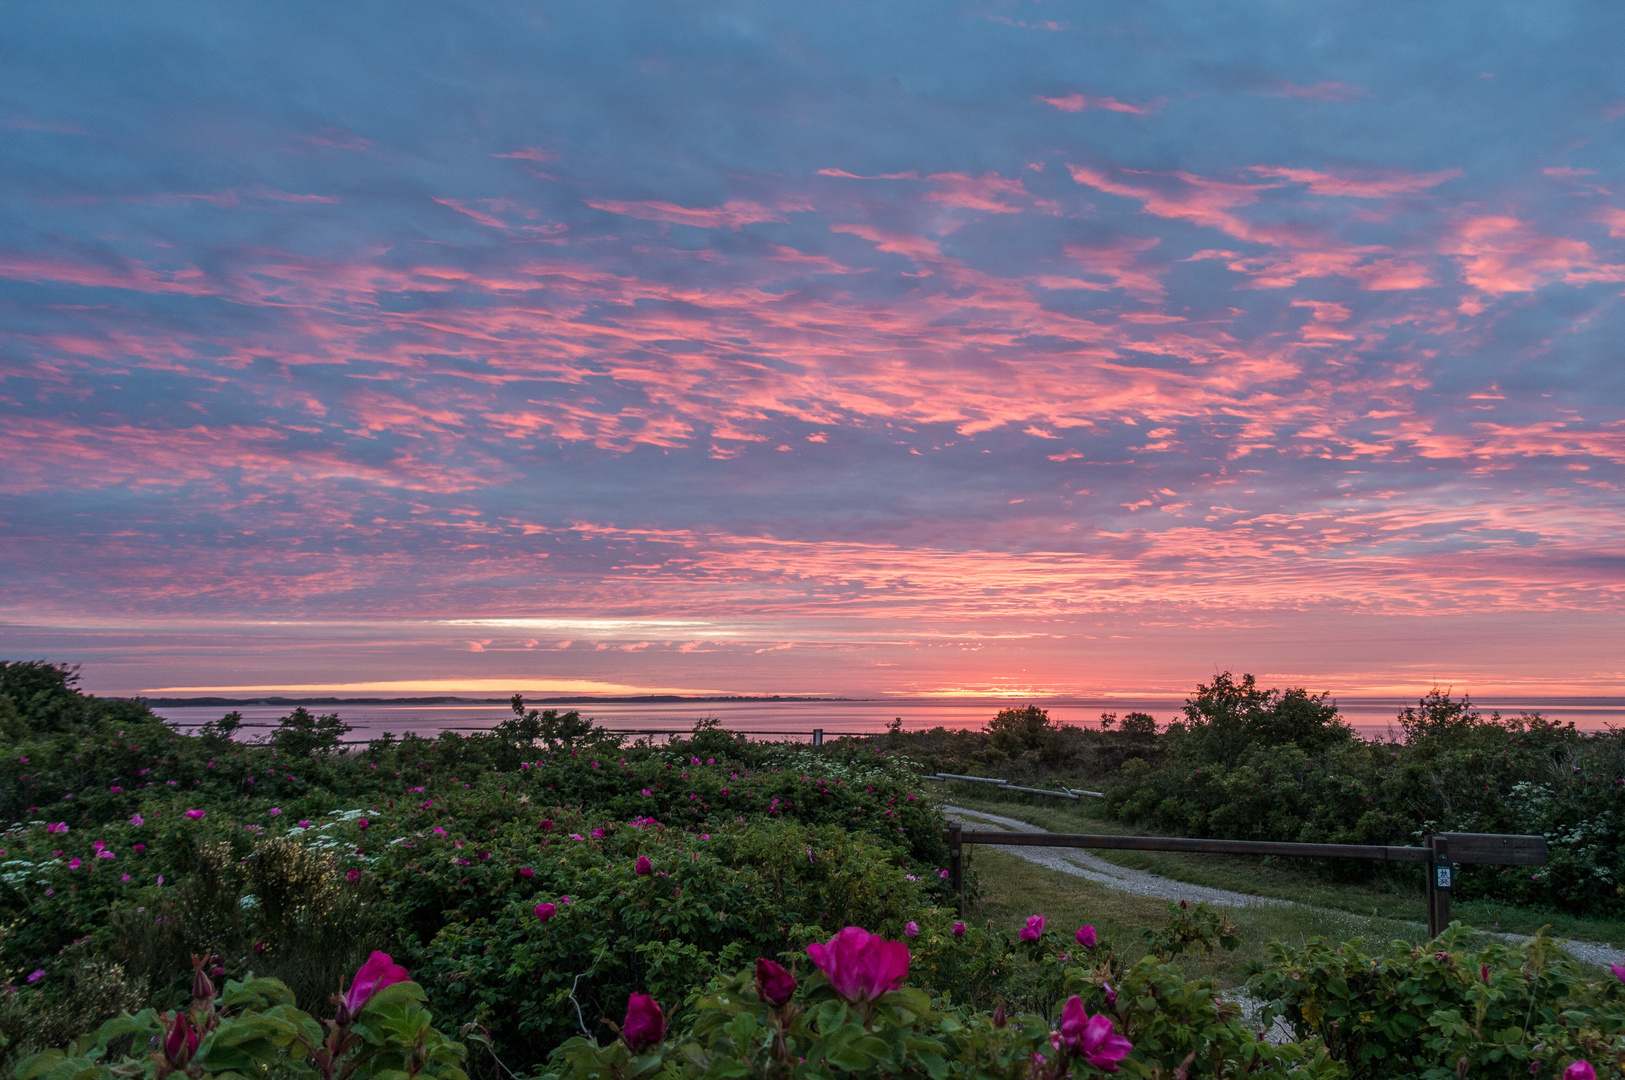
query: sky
[{"left": 2, "top": 1, "right": 1624, "bottom": 701}]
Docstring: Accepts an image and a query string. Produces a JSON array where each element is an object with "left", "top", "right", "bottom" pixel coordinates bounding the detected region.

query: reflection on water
[{"left": 150, "top": 696, "right": 1625, "bottom": 743}]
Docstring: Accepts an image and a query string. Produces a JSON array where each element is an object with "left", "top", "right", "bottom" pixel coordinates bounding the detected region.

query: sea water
[{"left": 148, "top": 696, "right": 1625, "bottom": 744}]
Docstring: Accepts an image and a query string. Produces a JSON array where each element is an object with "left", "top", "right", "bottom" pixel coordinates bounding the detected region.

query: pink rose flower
[
  {"left": 128, "top": 814, "right": 143, "bottom": 826},
  {"left": 1058, "top": 996, "right": 1133, "bottom": 1071},
  {"left": 622, "top": 993, "right": 665, "bottom": 1051},
  {"left": 346, "top": 869, "right": 361, "bottom": 883},
  {"left": 952, "top": 921, "right": 966, "bottom": 937},
  {"left": 805, "top": 926, "right": 910, "bottom": 1003},
  {"left": 184, "top": 809, "right": 205, "bottom": 821},
  {"left": 755, "top": 958, "right": 797, "bottom": 1006},
  {"left": 520, "top": 867, "right": 535, "bottom": 878},
  {"left": 67, "top": 858, "right": 81, "bottom": 869},
  {"left": 1611, "top": 962, "right": 1625, "bottom": 982},
  {"left": 1020, "top": 914, "right": 1045, "bottom": 941},
  {"left": 1564, "top": 1063, "right": 1596, "bottom": 1080},
  {"left": 26, "top": 970, "right": 44, "bottom": 983},
  {"left": 1076, "top": 925, "right": 1097, "bottom": 948},
  {"left": 635, "top": 855, "right": 652, "bottom": 876},
  {"left": 904, "top": 921, "right": 920, "bottom": 938},
  {"left": 343, "top": 952, "right": 409, "bottom": 1016},
  {"left": 164, "top": 1011, "right": 199, "bottom": 1066},
  {"left": 535, "top": 902, "right": 557, "bottom": 922}
]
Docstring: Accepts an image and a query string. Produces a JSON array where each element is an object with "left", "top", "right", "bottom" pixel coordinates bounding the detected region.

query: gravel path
[{"left": 943, "top": 805, "right": 1625, "bottom": 968}]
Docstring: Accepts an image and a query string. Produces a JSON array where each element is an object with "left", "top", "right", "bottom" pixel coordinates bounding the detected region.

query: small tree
[
  {"left": 987, "top": 705, "right": 1052, "bottom": 752},
  {"left": 503, "top": 694, "right": 598, "bottom": 749},
  {"left": 270, "top": 706, "right": 351, "bottom": 757},
  {"left": 1119, "top": 711, "right": 1157, "bottom": 737},
  {"left": 198, "top": 710, "right": 243, "bottom": 749}
]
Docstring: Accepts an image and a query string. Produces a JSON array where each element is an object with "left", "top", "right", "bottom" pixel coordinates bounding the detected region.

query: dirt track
[{"left": 942, "top": 804, "right": 1625, "bottom": 968}]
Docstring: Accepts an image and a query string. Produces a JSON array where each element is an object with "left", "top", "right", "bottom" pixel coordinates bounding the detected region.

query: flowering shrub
[
  {"left": 0, "top": 665, "right": 953, "bottom": 1057},
  {"left": 12, "top": 951, "right": 465, "bottom": 1080},
  {"left": 1248, "top": 925, "right": 1625, "bottom": 1080},
  {"left": 544, "top": 918, "right": 1341, "bottom": 1080}
]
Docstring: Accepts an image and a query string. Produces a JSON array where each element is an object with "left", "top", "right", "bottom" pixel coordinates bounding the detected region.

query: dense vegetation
[
  {"left": 3, "top": 660, "right": 1623, "bottom": 1079},
  {"left": 0, "top": 662, "right": 947, "bottom": 1068},
  {"left": 874, "top": 676, "right": 1625, "bottom": 915},
  {"left": 1099, "top": 674, "right": 1624, "bottom": 913}
]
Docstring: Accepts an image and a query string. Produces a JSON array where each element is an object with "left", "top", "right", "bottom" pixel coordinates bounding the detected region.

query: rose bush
[
  {"left": 12, "top": 952, "right": 465, "bottom": 1080},
  {"left": 1248, "top": 925, "right": 1625, "bottom": 1080},
  {"left": 545, "top": 917, "right": 1343, "bottom": 1080}
]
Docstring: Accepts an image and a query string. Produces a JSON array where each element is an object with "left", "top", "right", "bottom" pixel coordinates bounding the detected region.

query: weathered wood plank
[{"left": 1436, "top": 831, "right": 1547, "bottom": 866}]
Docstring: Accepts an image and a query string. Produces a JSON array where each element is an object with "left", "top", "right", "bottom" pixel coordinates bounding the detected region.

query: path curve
[{"left": 943, "top": 805, "right": 1625, "bottom": 968}]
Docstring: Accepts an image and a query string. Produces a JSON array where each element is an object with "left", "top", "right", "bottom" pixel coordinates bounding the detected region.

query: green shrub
[
  {"left": 1248, "top": 925, "right": 1625, "bottom": 1079},
  {"left": 1104, "top": 676, "right": 1625, "bottom": 912}
]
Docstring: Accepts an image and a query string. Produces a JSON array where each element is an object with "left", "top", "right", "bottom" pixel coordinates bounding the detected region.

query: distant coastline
[{"left": 140, "top": 694, "right": 848, "bottom": 708}]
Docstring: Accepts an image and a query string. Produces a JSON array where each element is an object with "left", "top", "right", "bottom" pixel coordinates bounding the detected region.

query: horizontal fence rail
[{"left": 943, "top": 826, "right": 1546, "bottom": 937}]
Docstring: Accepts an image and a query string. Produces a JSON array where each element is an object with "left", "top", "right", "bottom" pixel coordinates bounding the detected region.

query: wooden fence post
[
  {"left": 1426, "top": 835, "right": 1452, "bottom": 937},
  {"left": 948, "top": 824, "right": 964, "bottom": 911}
]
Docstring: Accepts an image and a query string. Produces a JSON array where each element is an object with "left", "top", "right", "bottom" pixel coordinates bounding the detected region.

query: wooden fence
[{"left": 942, "top": 826, "right": 1547, "bottom": 936}]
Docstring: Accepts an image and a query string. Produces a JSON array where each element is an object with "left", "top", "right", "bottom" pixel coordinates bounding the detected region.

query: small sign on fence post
[
  {"left": 1426, "top": 835, "right": 1452, "bottom": 937},
  {"left": 944, "top": 827, "right": 1543, "bottom": 939}
]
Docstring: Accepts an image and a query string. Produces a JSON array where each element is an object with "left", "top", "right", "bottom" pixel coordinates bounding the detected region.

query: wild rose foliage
[
  {"left": 14, "top": 952, "right": 466, "bottom": 1080},
  {"left": 0, "top": 686, "right": 950, "bottom": 1062},
  {"left": 1249, "top": 924, "right": 1625, "bottom": 1080},
  {"left": 546, "top": 918, "right": 1345, "bottom": 1080}
]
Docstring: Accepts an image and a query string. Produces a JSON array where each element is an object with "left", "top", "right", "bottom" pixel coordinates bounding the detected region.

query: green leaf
[{"left": 11, "top": 1050, "right": 65, "bottom": 1080}]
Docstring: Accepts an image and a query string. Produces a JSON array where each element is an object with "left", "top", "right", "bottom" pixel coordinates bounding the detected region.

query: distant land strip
[{"left": 141, "top": 695, "right": 848, "bottom": 708}]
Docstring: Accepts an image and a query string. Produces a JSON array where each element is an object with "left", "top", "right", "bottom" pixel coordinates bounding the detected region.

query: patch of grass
[
  {"left": 941, "top": 792, "right": 1625, "bottom": 949},
  {"left": 963, "top": 846, "right": 1425, "bottom": 988}
]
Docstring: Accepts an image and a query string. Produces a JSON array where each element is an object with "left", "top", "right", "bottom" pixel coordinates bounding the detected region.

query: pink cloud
[
  {"left": 1034, "top": 93, "right": 1161, "bottom": 115},
  {"left": 922, "top": 172, "right": 1030, "bottom": 213},
  {"left": 493, "top": 146, "right": 559, "bottom": 162},
  {"left": 1060, "top": 236, "right": 1165, "bottom": 299},
  {"left": 815, "top": 169, "right": 920, "bottom": 180},
  {"left": 1259, "top": 80, "right": 1365, "bottom": 101},
  {"left": 1067, "top": 164, "right": 1271, "bottom": 241},
  {"left": 585, "top": 197, "right": 806, "bottom": 229},
  {"left": 1248, "top": 165, "right": 1461, "bottom": 199},
  {"left": 0, "top": 251, "right": 214, "bottom": 295},
  {"left": 829, "top": 223, "right": 943, "bottom": 262},
  {"left": 434, "top": 198, "right": 509, "bottom": 228},
  {"left": 1445, "top": 214, "right": 1625, "bottom": 294},
  {"left": 126, "top": 188, "right": 340, "bottom": 209}
]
